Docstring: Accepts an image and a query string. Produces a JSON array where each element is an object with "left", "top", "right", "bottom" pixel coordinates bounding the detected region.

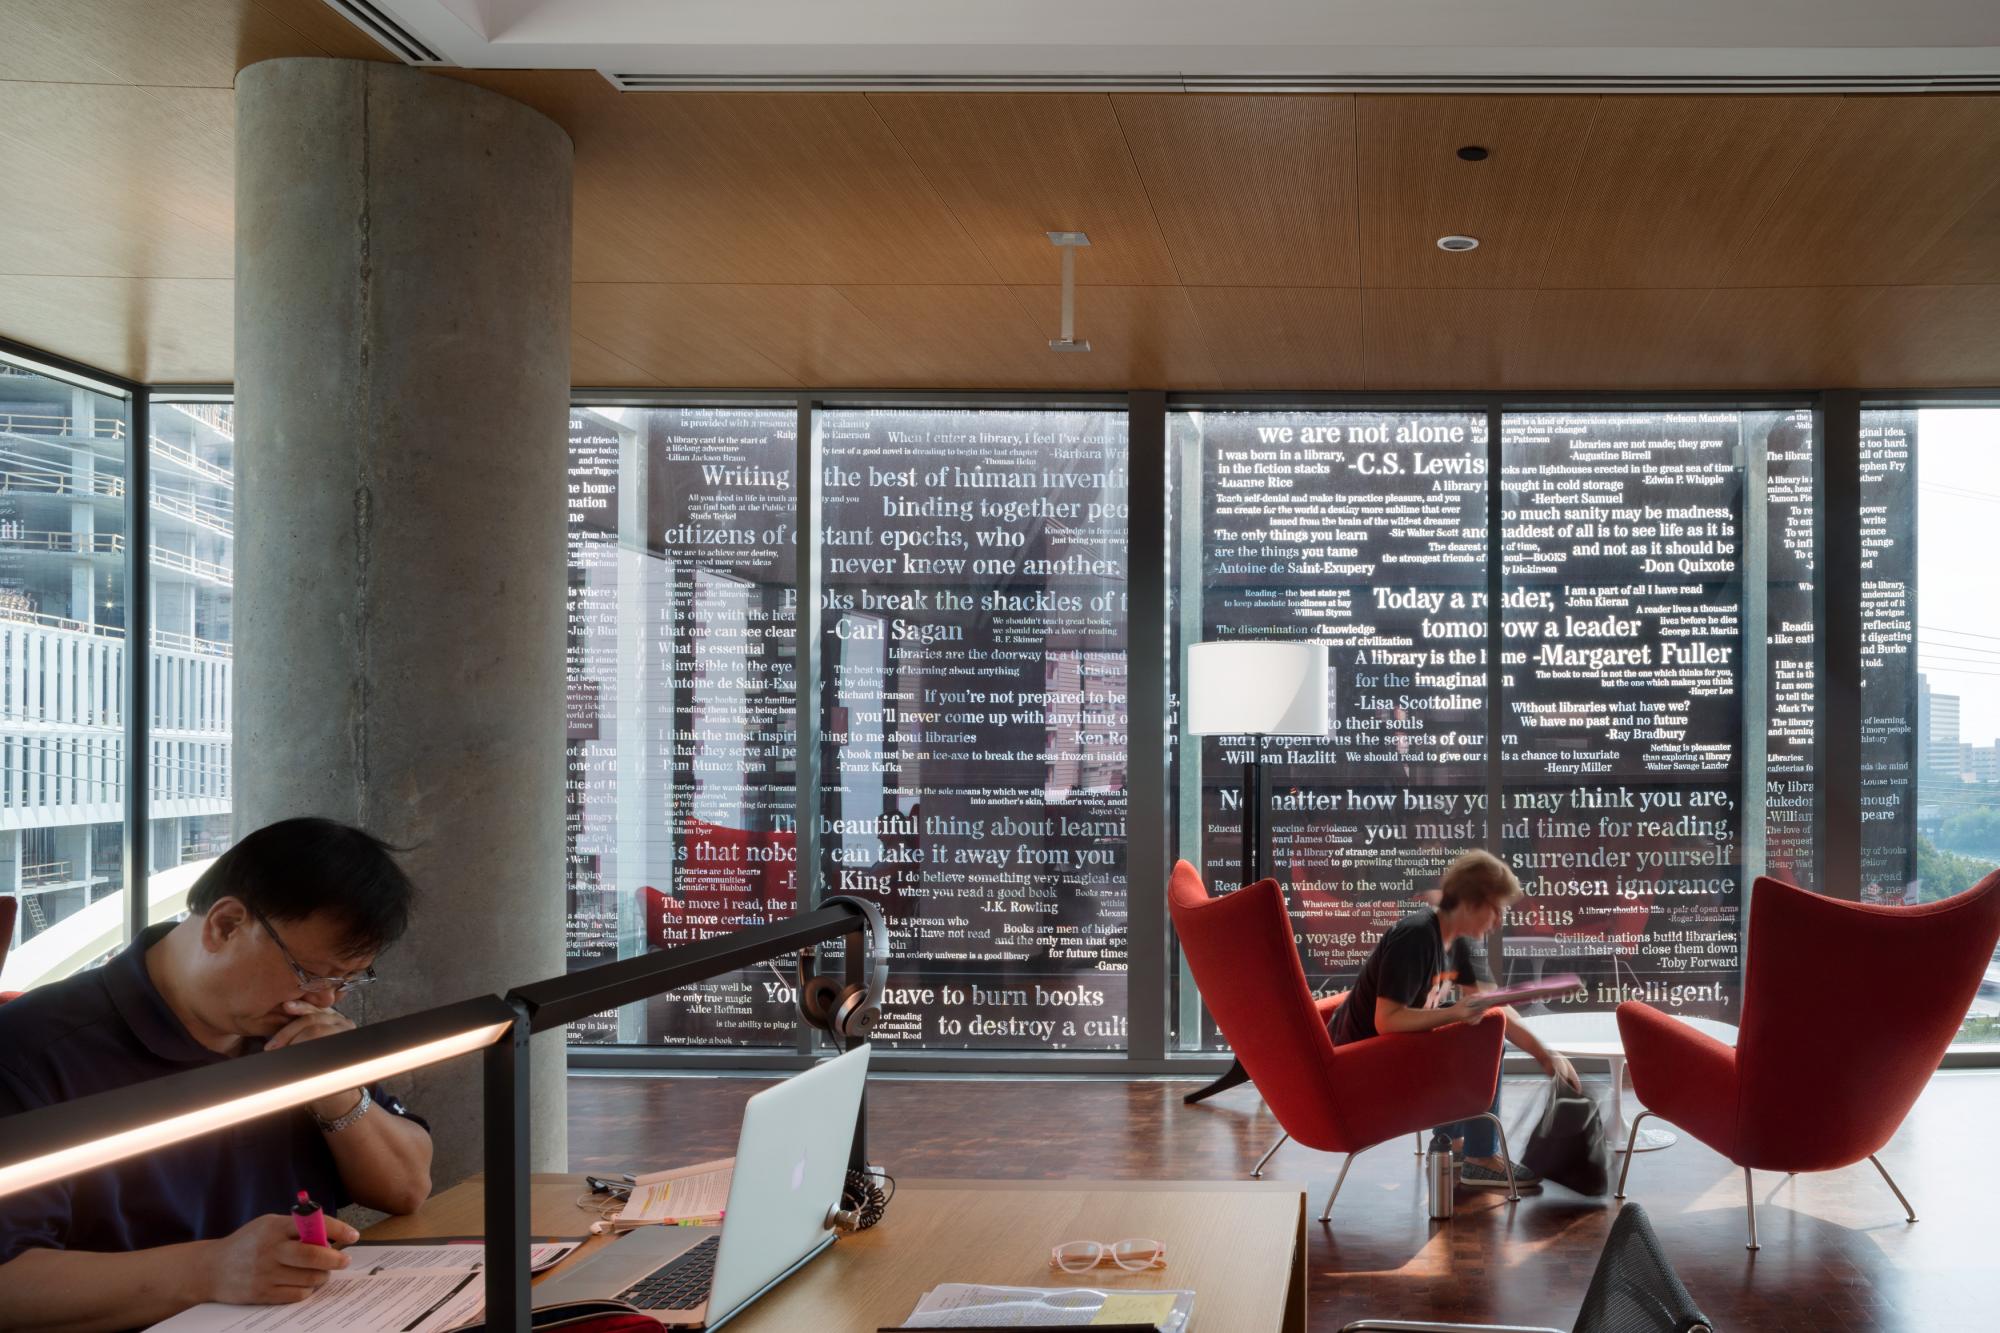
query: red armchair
[
  {"left": 1170, "top": 860, "right": 1517, "bottom": 1220},
  {"left": 1617, "top": 869, "right": 2000, "bottom": 1249}
]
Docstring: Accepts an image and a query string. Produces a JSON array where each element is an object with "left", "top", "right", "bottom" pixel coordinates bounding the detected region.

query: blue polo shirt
[{"left": 0, "top": 922, "right": 427, "bottom": 1265}]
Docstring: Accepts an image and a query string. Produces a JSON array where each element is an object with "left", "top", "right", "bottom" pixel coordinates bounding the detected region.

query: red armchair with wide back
[
  {"left": 1617, "top": 869, "right": 2000, "bottom": 1249},
  {"left": 1169, "top": 859, "right": 1519, "bottom": 1220}
]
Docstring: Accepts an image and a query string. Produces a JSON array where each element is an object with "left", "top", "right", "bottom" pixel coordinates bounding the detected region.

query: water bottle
[{"left": 1426, "top": 1130, "right": 1455, "bottom": 1220}]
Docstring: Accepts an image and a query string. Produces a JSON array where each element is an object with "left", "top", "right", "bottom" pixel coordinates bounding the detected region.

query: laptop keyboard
[{"left": 618, "top": 1235, "right": 720, "bottom": 1310}]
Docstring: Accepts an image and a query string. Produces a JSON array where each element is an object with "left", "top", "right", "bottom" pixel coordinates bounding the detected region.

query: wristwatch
[{"left": 314, "top": 1085, "right": 373, "bottom": 1134}]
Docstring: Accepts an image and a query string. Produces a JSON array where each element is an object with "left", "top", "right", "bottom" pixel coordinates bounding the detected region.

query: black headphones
[{"left": 797, "top": 894, "right": 890, "bottom": 1043}]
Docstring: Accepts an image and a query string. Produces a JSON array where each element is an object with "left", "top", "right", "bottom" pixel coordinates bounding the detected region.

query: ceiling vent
[
  {"left": 321, "top": 0, "right": 447, "bottom": 66},
  {"left": 602, "top": 71, "right": 2000, "bottom": 94}
]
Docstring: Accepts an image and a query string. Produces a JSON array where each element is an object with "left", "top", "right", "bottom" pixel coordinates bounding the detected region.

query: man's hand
[
  {"left": 198, "top": 1214, "right": 357, "bottom": 1305},
  {"left": 267, "top": 1000, "right": 364, "bottom": 1121},
  {"left": 1542, "top": 1050, "right": 1583, "bottom": 1093},
  {"left": 1447, "top": 995, "right": 1495, "bottom": 1026},
  {"left": 266, "top": 999, "right": 354, "bottom": 1051}
]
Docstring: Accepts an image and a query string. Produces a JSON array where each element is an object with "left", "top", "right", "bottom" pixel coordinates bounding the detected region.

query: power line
[{"left": 1923, "top": 625, "right": 2000, "bottom": 645}]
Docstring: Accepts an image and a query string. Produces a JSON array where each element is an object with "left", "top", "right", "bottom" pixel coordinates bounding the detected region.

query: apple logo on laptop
[{"left": 790, "top": 1150, "right": 808, "bottom": 1192}]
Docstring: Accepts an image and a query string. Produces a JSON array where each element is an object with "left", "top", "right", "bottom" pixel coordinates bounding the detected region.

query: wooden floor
[{"left": 568, "top": 1068, "right": 1997, "bottom": 1332}]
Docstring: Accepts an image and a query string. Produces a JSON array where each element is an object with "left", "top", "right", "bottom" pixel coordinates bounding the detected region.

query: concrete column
[{"left": 234, "top": 58, "right": 572, "bottom": 1187}]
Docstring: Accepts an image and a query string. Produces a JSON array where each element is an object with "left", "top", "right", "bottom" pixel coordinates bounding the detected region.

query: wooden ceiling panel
[
  {"left": 867, "top": 93, "right": 1180, "bottom": 286},
  {"left": 1684, "top": 286, "right": 2000, "bottom": 389},
  {"left": 1538, "top": 96, "right": 1842, "bottom": 289},
  {"left": 447, "top": 76, "right": 999, "bottom": 286},
  {"left": 1714, "top": 96, "right": 2000, "bottom": 288},
  {"left": 1006, "top": 285, "right": 1223, "bottom": 389},
  {"left": 1362, "top": 288, "right": 1715, "bottom": 390},
  {"left": 571, "top": 283, "right": 802, "bottom": 388},
  {"left": 627, "top": 283, "right": 915, "bottom": 389},
  {"left": 0, "top": 82, "right": 235, "bottom": 279},
  {"left": 1182, "top": 286, "right": 1365, "bottom": 389},
  {"left": 1111, "top": 94, "right": 1360, "bottom": 287},
  {"left": 249, "top": 0, "right": 400, "bottom": 64},
  {"left": 1907, "top": 176, "right": 2000, "bottom": 287},
  {"left": 1357, "top": 95, "right": 1601, "bottom": 289},
  {"left": 0, "top": 275, "right": 231, "bottom": 382},
  {"left": 0, "top": 0, "right": 383, "bottom": 88},
  {"left": 834, "top": 285, "right": 1101, "bottom": 389},
  {"left": 571, "top": 330, "right": 655, "bottom": 387}
]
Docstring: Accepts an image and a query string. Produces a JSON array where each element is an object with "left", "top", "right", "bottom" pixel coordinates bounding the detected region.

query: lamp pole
[{"left": 1244, "top": 739, "right": 1266, "bottom": 885}]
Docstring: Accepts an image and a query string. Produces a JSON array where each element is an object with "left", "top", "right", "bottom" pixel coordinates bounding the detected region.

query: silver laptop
[{"left": 534, "top": 1043, "right": 871, "bottom": 1328}]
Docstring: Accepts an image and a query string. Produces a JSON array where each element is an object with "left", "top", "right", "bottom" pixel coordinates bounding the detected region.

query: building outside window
[
  {"left": 0, "top": 357, "right": 128, "bottom": 987},
  {"left": 1863, "top": 404, "right": 2000, "bottom": 1045}
]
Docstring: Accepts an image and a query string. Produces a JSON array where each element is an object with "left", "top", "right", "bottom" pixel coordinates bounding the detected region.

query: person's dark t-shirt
[
  {"left": 1331, "top": 906, "right": 1491, "bottom": 1046},
  {"left": 0, "top": 923, "right": 426, "bottom": 1265}
]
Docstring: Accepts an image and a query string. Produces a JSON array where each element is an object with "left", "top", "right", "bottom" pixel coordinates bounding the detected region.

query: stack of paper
[
  {"left": 609, "top": 1156, "right": 734, "bottom": 1231},
  {"left": 899, "top": 1283, "right": 1195, "bottom": 1329},
  {"left": 144, "top": 1243, "right": 579, "bottom": 1332}
]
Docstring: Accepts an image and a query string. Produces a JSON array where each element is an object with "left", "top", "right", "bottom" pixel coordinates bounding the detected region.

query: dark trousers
[{"left": 1435, "top": 1085, "right": 1502, "bottom": 1157}]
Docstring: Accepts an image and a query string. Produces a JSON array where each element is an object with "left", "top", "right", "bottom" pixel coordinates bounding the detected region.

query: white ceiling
[{"left": 359, "top": 0, "right": 2000, "bottom": 86}]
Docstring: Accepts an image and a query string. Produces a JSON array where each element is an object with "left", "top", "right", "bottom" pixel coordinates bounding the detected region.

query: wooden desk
[{"left": 367, "top": 1173, "right": 1307, "bottom": 1332}]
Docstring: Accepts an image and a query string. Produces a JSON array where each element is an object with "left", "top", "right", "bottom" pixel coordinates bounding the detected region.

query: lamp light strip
[{"left": 0, "top": 1022, "right": 511, "bottom": 1199}]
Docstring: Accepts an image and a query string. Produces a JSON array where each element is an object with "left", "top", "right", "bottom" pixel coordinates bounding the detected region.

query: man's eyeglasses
[{"left": 252, "top": 909, "right": 377, "bottom": 998}]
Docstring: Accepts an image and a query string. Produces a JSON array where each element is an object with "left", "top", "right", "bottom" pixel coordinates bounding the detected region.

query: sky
[{"left": 1915, "top": 407, "right": 2000, "bottom": 749}]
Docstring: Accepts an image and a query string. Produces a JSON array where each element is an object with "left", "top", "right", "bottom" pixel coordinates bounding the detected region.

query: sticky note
[{"left": 1094, "top": 1291, "right": 1177, "bottom": 1326}]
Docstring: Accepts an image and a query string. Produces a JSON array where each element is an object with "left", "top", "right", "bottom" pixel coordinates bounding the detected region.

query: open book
[
  {"left": 606, "top": 1156, "right": 734, "bottom": 1231},
  {"left": 1463, "top": 973, "right": 1586, "bottom": 1010},
  {"left": 144, "top": 1242, "right": 580, "bottom": 1332}
]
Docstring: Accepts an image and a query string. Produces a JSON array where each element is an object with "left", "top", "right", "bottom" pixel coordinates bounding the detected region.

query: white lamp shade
[{"left": 1186, "top": 641, "right": 1330, "bottom": 736}]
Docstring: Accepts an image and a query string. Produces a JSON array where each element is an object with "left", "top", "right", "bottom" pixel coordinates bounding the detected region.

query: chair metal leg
[
  {"left": 1251, "top": 1132, "right": 1289, "bottom": 1179},
  {"left": 1414, "top": 1131, "right": 1424, "bottom": 1156},
  {"left": 1613, "top": 1110, "right": 1654, "bottom": 1199},
  {"left": 1870, "top": 1154, "right": 1919, "bottom": 1223},
  {"left": 1744, "top": 1167, "right": 1759, "bottom": 1251},
  {"left": 1476, "top": 1111, "right": 1520, "bottom": 1202},
  {"left": 1318, "top": 1152, "right": 1360, "bottom": 1223}
]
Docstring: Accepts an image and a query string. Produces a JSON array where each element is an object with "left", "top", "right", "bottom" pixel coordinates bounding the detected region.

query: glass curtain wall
[
  {"left": 1168, "top": 405, "right": 1816, "bottom": 1047},
  {"left": 1860, "top": 404, "right": 2000, "bottom": 1046},
  {"left": 1496, "top": 408, "right": 1814, "bottom": 1026},
  {"left": 1169, "top": 408, "right": 1488, "bottom": 1049},
  {"left": 816, "top": 407, "right": 1131, "bottom": 1049},
  {"left": 0, "top": 355, "right": 128, "bottom": 991},
  {"left": 563, "top": 405, "right": 801, "bottom": 1046},
  {"left": 549, "top": 395, "right": 2000, "bottom": 1062}
]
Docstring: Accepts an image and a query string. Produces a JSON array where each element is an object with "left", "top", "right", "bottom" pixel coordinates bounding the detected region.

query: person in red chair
[{"left": 1333, "top": 849, "right": 1581, "bottom": 1189}]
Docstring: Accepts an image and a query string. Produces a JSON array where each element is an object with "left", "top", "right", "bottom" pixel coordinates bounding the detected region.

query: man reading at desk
[
  {"left": 1332, "top": 849, "right": 1581, "bottom": 1191},
  {"left": 0, "top": 818, "right": 434, "bottom": 1332}
]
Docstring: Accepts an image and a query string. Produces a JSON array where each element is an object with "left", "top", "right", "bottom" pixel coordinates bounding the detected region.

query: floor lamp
[
  {"left": 1184, "top": 640, "right": 1330, "bottom": 1105},
  {"left": 1187, "top": 640, "right": 1330, "bottom": 884}
]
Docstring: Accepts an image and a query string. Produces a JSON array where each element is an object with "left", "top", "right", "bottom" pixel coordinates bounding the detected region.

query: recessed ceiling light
[
  {"left": 1457, "top": 145, "right": 1489, "bottom": 161},
  {"left": 1437, "top": 235, "right": 1480, "bottom": 252}
]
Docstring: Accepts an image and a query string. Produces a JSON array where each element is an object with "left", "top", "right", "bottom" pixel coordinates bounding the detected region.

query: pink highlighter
[{"left": 292, "top": 1190, "right": 329, "bottom": 1247}]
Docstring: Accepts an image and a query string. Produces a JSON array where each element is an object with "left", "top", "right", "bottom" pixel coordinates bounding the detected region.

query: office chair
[
  {"left": 1339, "top": 1202, "right": 1711, "bottom": 1333},
  {"left": 1617, "top": 870, "right": 2000, "bottom": 1249}
]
